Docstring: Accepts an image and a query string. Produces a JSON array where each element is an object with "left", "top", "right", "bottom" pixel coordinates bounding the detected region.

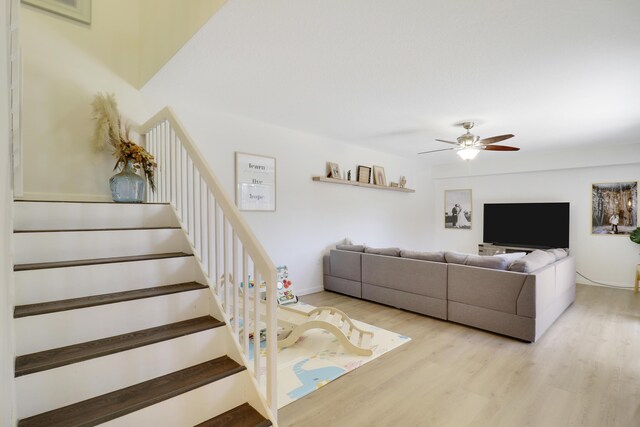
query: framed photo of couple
[
  {"left": 591, "top": 181, "right": 637, "bottom": 235},
  {"left": 445, "top": 189, "right": 472, "bottom": 229}
]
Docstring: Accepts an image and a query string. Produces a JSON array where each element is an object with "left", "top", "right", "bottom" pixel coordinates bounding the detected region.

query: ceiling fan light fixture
[
  {"left": 457, "top": 147, "right": 479, "bottom": 160},
  {"left": 421, "top": 122, "right": 517, "bottom": 158}
]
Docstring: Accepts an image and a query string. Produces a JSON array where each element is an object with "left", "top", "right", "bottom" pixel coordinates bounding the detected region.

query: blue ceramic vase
[{"left": 109, "top": 160, "right": 145, "bottom": 203}]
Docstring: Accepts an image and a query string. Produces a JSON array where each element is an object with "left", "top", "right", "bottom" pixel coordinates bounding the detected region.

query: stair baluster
[{"left": 138, "top": 108, "right": 278, "bottom": 420}]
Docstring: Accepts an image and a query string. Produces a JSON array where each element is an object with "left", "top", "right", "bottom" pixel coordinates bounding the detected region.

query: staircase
[{"left": 12, "top": 200, "right": 272, "bottom": 426}]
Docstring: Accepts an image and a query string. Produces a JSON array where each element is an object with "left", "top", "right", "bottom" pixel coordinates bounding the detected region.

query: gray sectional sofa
[{"left": 323, "top": 247, "right": 576, "bottom": 342}]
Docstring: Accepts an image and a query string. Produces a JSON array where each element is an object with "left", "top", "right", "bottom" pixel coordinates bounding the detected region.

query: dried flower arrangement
[{"left": 91, "top": 93, "right": 156, "bottom": 192}]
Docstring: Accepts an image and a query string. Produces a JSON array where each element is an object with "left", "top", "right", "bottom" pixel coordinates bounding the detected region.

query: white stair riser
[
  {"left": 101, "top": 371, "right": 249, "bottom": 427},
  {"left": 14, "top": 229, "right": 190, "bottom": 264},
  {"left": 15, "top": 290, "right": 211, "bottom": 355},
  {"left": 15, "top": 257, "right": 199, "bottom": 305},
  {"left": 16, "top": 328, "right": 228, "bottom": 419},
  {"left": 14, "top": 202, "right": 179, "bottom": 230}
]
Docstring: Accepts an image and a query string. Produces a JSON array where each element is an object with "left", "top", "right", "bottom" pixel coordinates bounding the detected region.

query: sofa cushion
[
  {"left": 444, "top": 251, "right": 471, "bottom": 264},
  {"left": 446, "top": 251, "right": 510, "bottom": 270},
  {"left": 362, "top": 254, "right": 447, "bottom": 299},
  {"left": 324, "top": 275, "right": 362, "bottom": 298},
  {"left": 448, "top": 264, "right": 529, "bottom": 314},
  {"left": 546, "top": 248, "right": 568, "bottom": 261},
  {"left": 323, "top": 254, "right": 331, "bottom": 275},
  {"left": 400, "top": 250, "right": 445, "bottom": 263},
  {"left": 330, "top": 249, "right": 362, "bottom": 281},
  {"left": 364, "top": 247, "right": 401, "bottom": 257},
  {"left": 363, "top": 283, "right": 447, "bottom": 320},
  {"left": 495, "top": 252, "right": 526, "bottom": 264},
  {"left": 465, "top": 255, "right": 509, "bottom": 270},
  {"left": 509, "top": 250, "right": 555, "bottom": 273},
  {"left": 336, "top": 244, "right": 365, "bottom": 252}
]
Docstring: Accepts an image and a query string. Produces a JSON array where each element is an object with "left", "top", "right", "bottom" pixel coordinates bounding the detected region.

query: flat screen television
[{"left": 483, "top": 202, "right": 570, "bottom": 249}]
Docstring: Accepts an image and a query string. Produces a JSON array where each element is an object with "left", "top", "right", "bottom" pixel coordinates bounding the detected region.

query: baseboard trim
[
  {"left": 295, "top": 285, "right": 324, "bottom": 296},
  {"left": 306, "top": 281, "right": 634, "bottom": 295},
  {"left": 17, "top": 192, "right": 112, "bottom": 202},
  {"left": 576, "top": 279, "right": 634, "bottom": 290}
]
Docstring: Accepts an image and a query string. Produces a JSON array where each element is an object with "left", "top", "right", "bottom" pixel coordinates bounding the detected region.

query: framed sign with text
[{"left": 235, "top": 152, "right": 276, "bottom": 211}]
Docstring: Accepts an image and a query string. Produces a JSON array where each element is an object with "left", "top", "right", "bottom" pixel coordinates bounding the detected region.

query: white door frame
[{"left": 9, "top": 0, "right": 22, "bottom": 196}]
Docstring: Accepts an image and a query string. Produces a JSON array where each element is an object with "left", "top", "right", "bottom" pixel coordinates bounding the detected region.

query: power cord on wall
[{"left": 576, "top": 271, "right": 634, "bottom": 290}]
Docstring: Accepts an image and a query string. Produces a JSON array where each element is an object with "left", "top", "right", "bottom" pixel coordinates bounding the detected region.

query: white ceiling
[{"left": 146, "top": 0, "right": 640, "bottom": 161}]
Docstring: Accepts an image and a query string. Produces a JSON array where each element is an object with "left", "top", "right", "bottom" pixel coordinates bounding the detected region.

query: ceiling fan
[{"left": 419, "top": 122, "right": 519, "bottom": 160}]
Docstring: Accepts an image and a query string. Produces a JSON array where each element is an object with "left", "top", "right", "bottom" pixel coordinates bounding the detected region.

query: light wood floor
[{"left": 278, "top": 285, "right": 640, "bottom": 427}]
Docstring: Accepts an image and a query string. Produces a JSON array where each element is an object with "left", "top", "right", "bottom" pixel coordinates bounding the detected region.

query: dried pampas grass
[
  {"left": 91, "top": 92, "right": 120, "bottom": 150},
  {"left": 90, "top": 92, "right": 157, "bottom": 193}
]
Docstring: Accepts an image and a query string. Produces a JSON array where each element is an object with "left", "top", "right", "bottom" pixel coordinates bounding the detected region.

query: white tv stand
[{"left": 478, "top": 243, "right": 540, "bottom": 256}]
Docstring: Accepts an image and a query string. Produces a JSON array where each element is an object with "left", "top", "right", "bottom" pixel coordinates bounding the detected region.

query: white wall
[
  {"left": 139, "top": 1, "right": 435, "bottom": 295},
  {"left": 20, "top": 2, "right": 149, "bottom": 201},
  {"left": 137, "top": 0, "right": 226, "bottom": 88},
  {"left": 428, "top": 149, "right": 640, "bottom": 289},
  {"left": 1, "top": 0, "right": 16, "bottom": 423},
  {"left": 139, "top": 99, "right": 431, "bottom": 294},
  {"left": 141, "top": 12, "right": 640, "bottom": 294},
  {"left": 19, "top": 1, "right": 230, "bottom": 201}
]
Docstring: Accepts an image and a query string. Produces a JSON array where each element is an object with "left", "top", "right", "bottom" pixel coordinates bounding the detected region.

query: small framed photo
[
  {"left": 327, "top": 162, "right": 342, "bottom": 179},
  {"left": 357, "top": 165, "right": 371, "bottom": 184},
  {"left": 373, "top": 165, "right": 387, "bottom": 186},
  {"left": 591, "top": 181, "right": 637, "bottom": 235},
  {"left": 445, "top": 189, "right": 472, "bottom": 229}
]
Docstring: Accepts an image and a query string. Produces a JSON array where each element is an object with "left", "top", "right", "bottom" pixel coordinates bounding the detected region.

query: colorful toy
[
  {"left": 276, "top": 266, "right": 298, "bottom": 305},
  {"left": 237, "top": 265, "right": 375, "bottom": 355}
]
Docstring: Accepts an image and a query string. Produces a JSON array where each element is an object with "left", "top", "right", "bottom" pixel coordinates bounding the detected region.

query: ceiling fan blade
[
  {"left": 418, "top": 148, "right": 456, "bottom": 155},
  {"left": 481, "top": 145, "right": 520, "bottom": 151},
  {"left": 478, "top": 134, "right": 514, "bottom": 145},
  {"left": 435, "top": 139, "right": 460, "bottom": 145}
]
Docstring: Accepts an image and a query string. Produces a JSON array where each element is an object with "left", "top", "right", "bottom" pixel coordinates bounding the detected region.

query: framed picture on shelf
[
  {"left": 373, "top": 165, "right": 387, "bottom": 186},
  {"left": 357, "top": 165, "right": 371, "bottom": 184},
  {"left": 445, "top": 189, "right": 472, "bottom": 229},
  {"left": 327, "top": 162, "right": 342, "bottom": 179},
  {"left": 22, "top": 0, "right": 92, "bottom": 24},
  {"left": 235, "top": 152, "right": 276, "bottom": 211},
  {"left": 591, "top": 181, "right": 637, "bottom": 235}
]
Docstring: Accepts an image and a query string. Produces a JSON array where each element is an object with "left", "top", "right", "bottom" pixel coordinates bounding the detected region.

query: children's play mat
[{"left": 249, "top": 301, "right": 411, "bottom": 408}]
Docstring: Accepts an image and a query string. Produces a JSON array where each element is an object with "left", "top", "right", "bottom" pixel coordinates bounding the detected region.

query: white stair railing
[{"left": 138, "top": 107, "right": 278, "bottom": 418}]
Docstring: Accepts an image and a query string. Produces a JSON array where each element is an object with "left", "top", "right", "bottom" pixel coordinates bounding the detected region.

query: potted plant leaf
[
  {"left": 91, "top": 93, "right": 156, "bottom": 202},
  {"left": 630, "top": 228, "right": 640, "bottom": 246}
]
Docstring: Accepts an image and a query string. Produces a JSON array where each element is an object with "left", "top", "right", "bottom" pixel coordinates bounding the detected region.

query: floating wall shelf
[{"left": 312, "top": 176, "right": 415, "bottom": 193}]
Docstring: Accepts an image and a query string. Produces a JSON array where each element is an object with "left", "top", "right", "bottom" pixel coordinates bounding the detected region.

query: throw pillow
[
  {"left": 400, "top": 250, "right": 445, "bottom": 263},
  {"left": 495, "top": 252, "right": 526, "bottom": 267},
  {"left": 444, "top": 251, "right": 471, "bottom": 265},
  {"left": 364, "top": 247, "right": 401, "bottom": 257},
  {"left": 546, "top": 248, "right": 568, "bottom": 261},
  {"left": 495, "top": 252, "right": 526, "bottom": 262},
  {"left": 335, "top": 244, "right": 365, "bottom": 252},
  {"left": 464, "top": 255, "right": 509, "bottom": 270},
  {"left": 509, "top": 250, "right": 555, "bottom": 273}
]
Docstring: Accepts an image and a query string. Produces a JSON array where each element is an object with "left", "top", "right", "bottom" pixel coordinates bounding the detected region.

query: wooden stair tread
[
  {"left": 14, "top": 227, "right": 181, "bottom": 233},
  {"left": 14, "top": 252, "right": 192, "bottom": 271},
  {"left": 14, "top": 282, "right": 208, "bottom": 318},
  {"left": 17, "top": 356, "right": 245, "bottom": 427},
  {"left": 14, "top": 200, "right": 170, "bottom": 205},
  {"left": 15, "top": 316, "right": 224, "bottom": 377},
  {"left": 195, "top": 403, "right": 271, "bottom": 427}
]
